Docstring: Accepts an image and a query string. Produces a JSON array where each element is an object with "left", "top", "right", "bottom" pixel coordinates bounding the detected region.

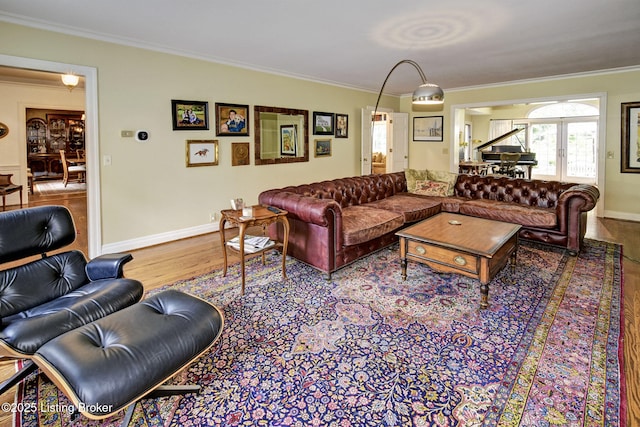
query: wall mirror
[{"left": 254, "top": 105, "right": 309, "bottom": 165}]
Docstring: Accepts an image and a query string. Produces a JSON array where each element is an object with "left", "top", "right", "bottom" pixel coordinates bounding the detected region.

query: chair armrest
[{"left": 86, "top": 253, "right": 134, "bottom": 281}]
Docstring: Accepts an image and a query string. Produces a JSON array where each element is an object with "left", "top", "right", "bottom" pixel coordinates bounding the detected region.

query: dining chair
[
  {"left": 0, "top": 174, "right": 23, "bottom": 211},
  {"left": 59, "top": 150, "right": 86, "bottom": 187}
]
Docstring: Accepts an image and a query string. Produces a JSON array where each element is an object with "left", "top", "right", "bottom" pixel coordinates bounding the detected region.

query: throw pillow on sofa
[
  {"left": 405, "top": 168, "right": 458, "bottom": 196},
  {"left": 404, "top": 168, "right": 430, "bottom": 192},
  {"left": 426, "top": 170, "right": 458, "bottom": 196},
  {"left": 414, "top": 180, "right": 450, "bottom": 196}
]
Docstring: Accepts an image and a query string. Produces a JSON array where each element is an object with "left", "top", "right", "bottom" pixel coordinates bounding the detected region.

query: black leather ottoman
[{"left": 33, "top": 290, "right": 224, "bottom": 422}]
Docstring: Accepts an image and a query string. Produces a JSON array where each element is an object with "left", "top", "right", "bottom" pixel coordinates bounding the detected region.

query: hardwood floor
[{"left": 0, "top": 194, "right": 638, "bottom": 426}]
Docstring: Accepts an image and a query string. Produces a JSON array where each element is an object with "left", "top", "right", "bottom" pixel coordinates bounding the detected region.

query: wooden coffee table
[{"left": 396, "top": 213, "right": 521, "bottom": 309}]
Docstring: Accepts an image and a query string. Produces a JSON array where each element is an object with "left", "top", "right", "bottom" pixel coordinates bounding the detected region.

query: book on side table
[{"left": 226, "top": 235, "right": 275, "bottom": 253}]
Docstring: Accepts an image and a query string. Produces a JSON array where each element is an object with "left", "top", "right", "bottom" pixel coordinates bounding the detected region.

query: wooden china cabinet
[{"left": 26, "top": 109, "right": 85, "bottom": 180}]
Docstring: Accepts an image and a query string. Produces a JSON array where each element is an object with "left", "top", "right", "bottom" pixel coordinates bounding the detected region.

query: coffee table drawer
[{"left": 407, "top": 240, "right": 478, "bottom": 273}]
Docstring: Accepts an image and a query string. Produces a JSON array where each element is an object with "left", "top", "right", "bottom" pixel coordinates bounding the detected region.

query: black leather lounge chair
[
  {"left": 0, "top": 206, "right": 225, "bottom": 425},
  {"left": 0, "top": 205, "right": 144, "bottom": 395}
]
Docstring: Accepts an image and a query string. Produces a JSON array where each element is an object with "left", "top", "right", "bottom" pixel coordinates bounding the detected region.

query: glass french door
[{"left": 528, "top": 118, "right": 598, "bottom": 184}]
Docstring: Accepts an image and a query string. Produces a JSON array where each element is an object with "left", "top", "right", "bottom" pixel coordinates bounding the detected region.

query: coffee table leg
[
  {"left": 510, "top": 248, "right": 517, "bottom": 281},
  {"left": 399, "top": 237, "right": 407, "bottom": 280},
  {"left": 480, "top": 282, "right": 489, "bottom": 309}
]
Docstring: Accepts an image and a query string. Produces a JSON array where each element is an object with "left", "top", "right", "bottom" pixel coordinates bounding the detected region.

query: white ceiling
[{"left": 1, "top": 0, "right": 639, "bottom": 95}]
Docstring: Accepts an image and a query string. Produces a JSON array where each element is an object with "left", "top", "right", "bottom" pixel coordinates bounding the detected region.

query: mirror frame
[{"left": 254, "top": 105, "right": 309, "bottom": 165}]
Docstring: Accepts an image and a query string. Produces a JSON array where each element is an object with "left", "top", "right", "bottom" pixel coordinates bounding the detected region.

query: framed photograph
[
  {"left": 413, "top": 116, "right": 443, "bottom": 142},
  {"left": 314, "top": 138, "right": 332, "bottom": 157},
  {"left": 172, "top": 100, "right": 209, "bottom": 130},
  {"left": 313, "top": 111, "right": 334, "bottom": 135},
  {"left": 621, "top": 101, "right": 640, "bottom": 173},
  {"left": 232, "top": 142, "right": 250, "bottom": 166},
  {"left": 215, "top": 103, "right": 249, "bottom": 136},
  {"left": 335, "top": 113, "right": 348, "bottom": 138},
  {"left": 186, "top": 140, "right": 218, "bottom": 167},
  {"left": 280, "top": 125, "right": 297, "bottom": 156}
]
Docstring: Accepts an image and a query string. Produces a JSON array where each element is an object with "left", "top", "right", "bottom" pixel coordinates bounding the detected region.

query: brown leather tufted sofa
[{"left": 258, "top": 172, "right": 599, "bottom": 277}]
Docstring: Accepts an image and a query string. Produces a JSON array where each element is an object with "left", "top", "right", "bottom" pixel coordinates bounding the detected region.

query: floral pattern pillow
[
  {"left": 405, "top": 168, "right": 458, "bottom": 196},
  {"left": 427, "top": 170, "right": 458, "bottom": 196},
  {"left": 404, "top": 168, "right": 430, "bottom": 192},
  {"left": 414, "top": 180, "right": 450, "bottom": 197}
]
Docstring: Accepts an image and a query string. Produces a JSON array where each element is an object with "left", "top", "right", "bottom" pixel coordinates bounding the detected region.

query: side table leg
[
  {"left": 219, "top": 217, "right": 228, "bottom": 277},
  {"left": 280, "top": 217, "right": 289, "bottom": 279},
  {"left": 239, "top": 223, "right": 247, "bottom": 294}
]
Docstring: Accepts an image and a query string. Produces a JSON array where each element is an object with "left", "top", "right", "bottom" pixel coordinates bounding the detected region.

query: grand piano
[{"left": 476, "top": 128, "right": 537, "bottom": 178}]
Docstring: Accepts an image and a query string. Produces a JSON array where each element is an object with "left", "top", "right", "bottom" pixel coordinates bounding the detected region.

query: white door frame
[
  {"left": 361, "top": 106, "right": 393, "bottom": 175},
  {"left": 0, "top": 54, "right": 102, "bottom": 257},
  {"left": 450, "top": 92, "right": 607, "bottom": 217}
]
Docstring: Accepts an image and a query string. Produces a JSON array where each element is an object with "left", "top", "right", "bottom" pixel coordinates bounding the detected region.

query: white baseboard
[
  {"left": 101, "top": 222, "right": 219, "bottom": 254},
  {"left": 602, "top": 210, "right": 640, "bottom": 223}
]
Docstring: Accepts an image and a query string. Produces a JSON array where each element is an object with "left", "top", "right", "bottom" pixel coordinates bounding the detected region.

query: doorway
[
  {"left": 361, "top": 106, "right": 409, "bottom": 175},
  {"left": 0, "top": 54, "right": 101, "bottom": 257},
  {"left": 526, "top": 118, "right": 598, "bottom": 184},
  {"left": 451, "top": 93, "right": 606, "bottom": 217}
]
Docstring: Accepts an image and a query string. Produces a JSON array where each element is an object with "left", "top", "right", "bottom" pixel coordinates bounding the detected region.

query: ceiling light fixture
[{"left": 61, "top": 73, "right": 79, "bottom": 91}]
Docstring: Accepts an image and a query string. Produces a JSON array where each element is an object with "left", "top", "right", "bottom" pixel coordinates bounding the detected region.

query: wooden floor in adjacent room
[{"left": 0, "top": 193, "right": 638, "bottom": 426}]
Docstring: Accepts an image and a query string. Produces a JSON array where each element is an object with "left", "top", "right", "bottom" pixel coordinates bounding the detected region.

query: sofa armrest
[
  {"left": 86, "top": 253, "right": 134, "bottom": 281},
  {"left": 556, "top": 184, "right": 600, "bottom": 234},
  {"left": 258, "top": 190, "right": 342, "bottom": 227},
  {"left": 558, "top": 184, "right": 600, "bottom": 212}
]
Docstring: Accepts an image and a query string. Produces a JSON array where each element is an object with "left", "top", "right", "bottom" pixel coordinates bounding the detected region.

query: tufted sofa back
[
  {"left": 277, "top": 172, "right": 407, "bottom": 209},
  {"left": 453, "top": 174, "right": 576, "bottom": 209}
]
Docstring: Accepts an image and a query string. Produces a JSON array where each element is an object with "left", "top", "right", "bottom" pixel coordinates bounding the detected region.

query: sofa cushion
[
  {"left": 414, "top": 180, "right": 449, "bottom": 196},
  {"left": 341, "top": 205, "right": 404, "bottom": 246},
  {"left": 367, "top": 194, "right": 441, "bottom": 223},
  {"left": 459, "top": 199, "right": 557, "bottom": 228}
]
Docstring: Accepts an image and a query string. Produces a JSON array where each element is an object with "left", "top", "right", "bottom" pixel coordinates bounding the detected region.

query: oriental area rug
[{"left": 15, "top": 239, "right": 625, "bottom": 426}]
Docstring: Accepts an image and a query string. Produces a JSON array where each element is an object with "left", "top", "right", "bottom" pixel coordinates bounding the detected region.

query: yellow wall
[
  {"left": 2, "top": 22, "right": 639, "bottom": 252},
  {"left": 404, "top": 69, "right": 640, "bottom": 220},
  {"left": 0, "top": 22, "right": 399, "bottom": 248}
]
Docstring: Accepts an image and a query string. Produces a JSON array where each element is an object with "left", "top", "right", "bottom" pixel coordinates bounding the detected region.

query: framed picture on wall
[
  {"left": 215, "top": 103, "right": 249, "bottom": 136},
  {"left": 172, "top": 100, "right": 209, "bottom": 130},
  {"left": 314, "top": 138, "right": 332, "bottom": 157},
  {"left": 313, "top": 111, "right": 334, "bottom": 135},
  {"left": 231, "top": 142, "right": 250, "bottom": 166},
  {"left": 280, "top": 125, "right": 297, "bottom": 156},
  {"left": 335, "top": 113, "right": 348, "bottom": 138},
  {"left": 621, "top": 101, "right": 640, "bottom": 173},
  {"left": 186, "top": 140, "right": 218, "bottom": 167},
  {"left": 413, "top": 116, "right": 443, "bottom": 142}
]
